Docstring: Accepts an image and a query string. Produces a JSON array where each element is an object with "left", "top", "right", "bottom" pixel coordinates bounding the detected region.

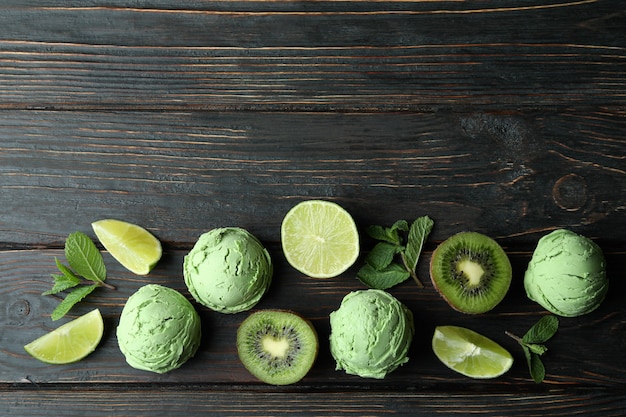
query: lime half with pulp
[{"left": 281, "top": 200, "right": 359, "bottom": 278}]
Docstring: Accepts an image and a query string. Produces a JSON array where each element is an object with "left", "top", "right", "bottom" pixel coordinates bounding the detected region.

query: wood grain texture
[
  {"left": 2, "top": 388, "right": 626, "bottom": 417},
  {"left": 0, "top": 110, "right": 623, "bottom": 248},
  {"left": 0, "top": 1, "right": 624, "bottom": 111},
  {"left": 0, "top": 0, "right": 624, "bottom": 415}
]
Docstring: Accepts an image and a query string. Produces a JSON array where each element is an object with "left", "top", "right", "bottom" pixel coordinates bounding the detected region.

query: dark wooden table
[{"left": 1, "top": 1, "right": 625, "bottom": 416}]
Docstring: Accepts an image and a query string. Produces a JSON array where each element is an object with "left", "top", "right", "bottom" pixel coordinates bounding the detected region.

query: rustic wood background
[{"left": 1, "top": 1, "right": 625, "bottom": 416}]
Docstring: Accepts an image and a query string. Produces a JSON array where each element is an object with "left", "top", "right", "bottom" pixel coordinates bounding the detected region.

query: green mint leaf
[
  {"left": 528, "top": 351, "right": 546, "bottom": 383},
  {"left": 403, "top": 216, "right": 434, "bottom": 273},
  {"left": 55, "top": 258, "right": 81, "bottom": 281},
  {"left": 365, "top": 225, "right": 395, "bottom": 243},
  {"left": 357, "top": 262, "right": 411, "bottom": 290},
  {"left": 523, "top": 315, "right": 559, "bottom": 344},
  {"left": 50, "top": 284, "right": 98, "bottom": 321},
  {"left": 364, "top": 242, "right": 403, "bottom": 271},
  {"left": 42, "top": 258, "right": 82, "bottom": 295},
  {"left": 65, "top": 231, "right": 106, "bottom": 283},
  {"left": 522, "top": 346, "right": 546, "bottom": 383},
  {"left": 366, "top": 220, "right": 408, "bottom": 245},
  {"left": 42, "top": 273, "right": 81, "bottom": 296},
  {"left": 390, "top": 220, "right": 409, "bottom": 233},
  {"left": 525, "top": 343, "right": 548, "bottom": 355}
]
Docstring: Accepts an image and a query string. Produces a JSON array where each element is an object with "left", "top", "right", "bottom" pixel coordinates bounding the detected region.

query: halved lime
[
  {"left": 24, "top": 309, "right": 104, "bottom": 364},
  {"left": 281, "top": 200, "right": 359, "bottom": 278},
  {"left": 432, "top": 325, "right": 513, "bottom": 379},
  {"left": 92, "top": 219, "right": 162, "bottom": 275}
]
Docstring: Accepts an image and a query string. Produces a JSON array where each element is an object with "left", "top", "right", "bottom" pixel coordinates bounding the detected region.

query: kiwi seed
[
  {"left": 236, "top": 309, "right": 319, "bottom": 385},
  {"left": 429, "top": 231, "right": 512, "bottom": 314}
]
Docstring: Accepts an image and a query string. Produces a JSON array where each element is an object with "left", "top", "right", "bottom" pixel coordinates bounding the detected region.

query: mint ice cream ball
[
  {"left": 183, "top": 227, "right": 273, "bottom": 314},
  {"left": 117, "top": 284, "right": 201, "bottom": 374},
  {"left": 329, "top": 289, "right": 414, "bottom": 379},
  {"left": 524, "top": 229, "right": 608, "bottom": 317}
]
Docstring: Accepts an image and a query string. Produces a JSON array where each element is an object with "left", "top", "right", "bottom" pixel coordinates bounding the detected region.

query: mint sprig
[
  {"left": 357, "top": 216, "right": 434, "bottom": 289},
  {"left": 506, "top": 315, "right": 559, "bottom": 383},
  {"left": 44, "top": 231, "right": 115, "bottom": 320}
]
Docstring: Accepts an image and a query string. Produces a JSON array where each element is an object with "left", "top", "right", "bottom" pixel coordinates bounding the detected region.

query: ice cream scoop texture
[
  {"left": 329, "top": 289, "right": 414, "bottom": 379},
  {"left": 117, "top": 284, "right": 201, "bottom": 373},
  {"left": 524, "top": 229, "right": 608, "bottom": 317},
  {"left": 183, "top": 227, "right": 273, "bottom": 314}
]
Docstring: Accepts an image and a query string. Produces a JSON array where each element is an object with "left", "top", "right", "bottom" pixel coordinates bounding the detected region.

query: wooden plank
[
  {"left": 1, "top": 248, "right": 624, "bottom": 386},
  {"left": 1, "top": 110, "right": 624, "bottom": 248},
  {"left": 0, "top": 1, "right": 624, "bottom": 111},
  {"left": 2, "top": 387, "right": 626, "bottom": 416},
  {"left": 0, "top": 1, "right": 624, "bottom": 414}
]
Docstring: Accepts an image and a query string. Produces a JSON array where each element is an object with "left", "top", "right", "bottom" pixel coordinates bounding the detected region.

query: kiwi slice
[
  {"left": 236, "top": 309, "right": 319, "bottom": 385},
  {"left": 430, "top": 232, "right": 512, "bottom": 314}
]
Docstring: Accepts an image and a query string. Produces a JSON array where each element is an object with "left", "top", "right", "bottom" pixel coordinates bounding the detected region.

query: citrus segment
[
  {"left": 24, "top": 309, "right": 104, "bottom": 364},
  {"left": 432, "top": 325, "right": 513, "bottom": 379},
  {"left": 281, "top": 200, "right": 359, "bottom": 278},
  {"left": 92, "top": 219, "right": 162, "bottom": 275}
]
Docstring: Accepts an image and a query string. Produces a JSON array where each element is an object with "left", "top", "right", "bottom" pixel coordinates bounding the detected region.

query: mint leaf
[
  {"left": 520, "top": 346, "right": 545, "bottom": 383},
  {"left": 366, "top": 226, "right": 395, "bottom": 245},
  {"left": 50, "top": 284, "right": 98, "bottom": 321},
  {"left": 364, "top": 242, "right": 403, "bottom": 271},
  {"left": 402, "top": 216, "right": 434, "bottom": 287},
  {"left": 390, "top": 220, "right": 409, "bottom": 233},
  {"left": 42, "top": 273, "right": 81, "bottom": 295},
  {"left": 366, "top": 220, "right": 408, "bottom": 245},
  {"left": 65, "top": 231, "right": 106, "bottom": 283},
  {"left": 42, "top": 258, "right": 82, "bottom": 295},
  {"left": 357, "top": 263, "right": 410, "bottom": 290},
  {"left": 404, "top": 216, "right": 434, "bottom": 272},
  {"left": 523, "top": 315, "right": 559, "bottom": 344},
  {"left": 525, "top": 343, "right": 548, "bottom": 355},
  {"left": 55, "top": 258, "right": 80, "bottom": 281},
  {"left": 528, "top": 350, "right": 546, "bottom": 383},
  {"left": 365, "top": 225, "right": 396, "bottom": 244}
]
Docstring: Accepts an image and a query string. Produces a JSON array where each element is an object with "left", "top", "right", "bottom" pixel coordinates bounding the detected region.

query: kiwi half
[
  {"left": 430, "top": 232, "right": 512, "bottom": 314},
  {"left": 236, "top": 309, "right": 319, "bottom": 385}
]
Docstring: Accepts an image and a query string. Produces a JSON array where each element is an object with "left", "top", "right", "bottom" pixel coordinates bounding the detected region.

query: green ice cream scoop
[
  {"left": 524, "top": 229, "right": 608, "bottom": 317},
  {"left": 329, "top": 289, "right": 414, "bottom": 379},
  {"left": 117, "top": 284, "right": 201, "bottom": 373},
  {"left": 183, "top": 227, "right": 273, "bottom": 314}
]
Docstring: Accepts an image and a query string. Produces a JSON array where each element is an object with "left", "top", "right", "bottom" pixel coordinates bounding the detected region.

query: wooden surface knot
[
  {"left": 6, "top": 299, "right": 31, "bottom": 326},
  {"left": 552, "top": 173, "right": 587, "bottom": 212}
]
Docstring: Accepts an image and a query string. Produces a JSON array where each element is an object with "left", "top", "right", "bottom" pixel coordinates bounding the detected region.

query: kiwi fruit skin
[
  {"left": 236, "top": 309, "right": 319, "bottom": 385},
  {"left": 429, "top": 231, "right": 512, "bottom": 314}
]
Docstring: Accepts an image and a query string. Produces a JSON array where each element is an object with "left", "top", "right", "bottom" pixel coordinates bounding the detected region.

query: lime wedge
[
  {"left": 92, "top": 219, "right": 162, "bottom": 275},
  {"left": 24, "top": 309, "right": 104, "bottom": 364},
  {"left": 432, "top": 325, "right": 513, "bottom": 379},
  {"left": 281, "top": 200, "right": 359, "bottom": 278}
]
